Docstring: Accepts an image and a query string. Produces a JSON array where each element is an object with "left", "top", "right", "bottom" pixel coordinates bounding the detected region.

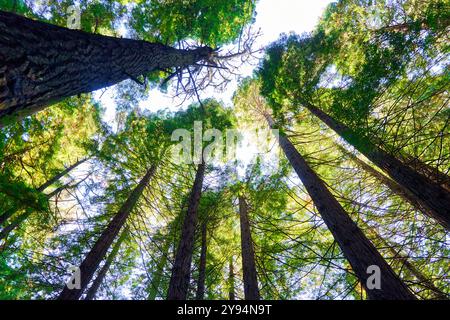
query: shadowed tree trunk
[
  {"left": 58, "top": 165, "right": 157, "bottom": 300},
  {"left": 167, "top": 162, "right": 206, "bottom": 300},
  {"left": 0, "top": 11, "right": 213, "bottom": 124},
  {"left": 302, "top": 101, "right": 450, "bottom": 230},
  {"left": 84, "top": 229, "right": 127, "bottom": 300},
  {"left": 239, "top": 196, "right": 260, "bottom": 300},
  {"left": 265, "top": 113, "right": 416, "bottom": 300},
  {"left": 0, "top": 157, "right": 88, "bottom": 226},
  {"left": 195, "top": 222, "right": 207, "bottom": 300},
  {"left": 228, "top": 257, "right": 235, "bottom": 300}
]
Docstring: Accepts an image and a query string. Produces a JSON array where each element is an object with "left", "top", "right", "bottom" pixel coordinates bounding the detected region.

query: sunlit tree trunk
[
  {"left": 195, "top": 222, "right": 207, "bottom": 300},
  {"left": 0, "top": 11, "right": 213, "bottom": 124},
  {"left": 265, "top": 113, "right": 416, "bottom": 300},
  {"left": 239, "top": 196, "right": 260, "bottom": 300},
  {"left": 58, "top": 165, "right": 156, "bottom": 300},
  {"left": 84, "top": 229, "right": 127, "bottom": 300},
  {"left": 302, "top": 101, "right": 450, "bottom": 230},
  {"left": 167, "top": 162, "right": 206, "bottom": 300}
]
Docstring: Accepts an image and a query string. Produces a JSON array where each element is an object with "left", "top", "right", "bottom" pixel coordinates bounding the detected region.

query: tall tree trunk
[
  {"left": 0, "top": 11, "right": 213, "bottom": 124},
  {"left": 84, "top": 229, "right": 127, "bottom": 300},
  {"left": 58, "top": 165, "right": 156, "bottom": 300},
  {"left": 239, "top": 196, "right": 260, "bottom": 300},
  {"left": 302, "top": 101, "right": 450, "bottom": 230},
  {"left": 0, "top": 158, "right": 88, "bottom": 225},
  {"left": 265, "top": 113, "right": 416, "bottom": 300},
  {"left": 228, "top": 257, "right": 235, "bottom": 300},
  {"left": 195, "top": 222, "right": 207, "bottom": 300},
  {"left": 167, "top": 162, "right": 206, "bottom": 300}
]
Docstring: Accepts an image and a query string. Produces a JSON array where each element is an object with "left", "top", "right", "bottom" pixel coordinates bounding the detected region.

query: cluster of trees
[{"left": 0, "top": 0, "right": 448, "bottom": 300}]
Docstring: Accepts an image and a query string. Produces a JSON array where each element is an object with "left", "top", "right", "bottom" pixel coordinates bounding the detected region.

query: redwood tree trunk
[
  {"left": 195, "top": 222, "right": 207, "bottom": 300},
  {"left": 266, "top": 114, "right": 416, "bottom": 300},
  {"left": 239, "top": 196, "right": 260, "bottom": 300},
  {"left": 58, "top": 165, "right": 156, "bottom": 300},
  {"left": 0, "top": 11, "right": 213, "bottom": 123},
  {"left": 303, "top": 101, "right": 450, "bottom": 230},
  {"left": 84, "top": 229, "right": 127, "bottom": 300},
  {"left": 167, "top": 162, "right": 206, "bottom": 300}
]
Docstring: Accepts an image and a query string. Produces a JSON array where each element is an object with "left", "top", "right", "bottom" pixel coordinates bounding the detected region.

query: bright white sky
[{"left": 95, "top": 0, "right": 334, "bottom": 124}]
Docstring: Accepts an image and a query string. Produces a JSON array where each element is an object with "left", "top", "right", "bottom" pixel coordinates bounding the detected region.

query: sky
[{"left": 94, "top": 0, "right": 335, "bottom": 124}]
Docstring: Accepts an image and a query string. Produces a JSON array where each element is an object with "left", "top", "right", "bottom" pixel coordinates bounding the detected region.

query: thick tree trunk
[
  {"left": 167, "top": 162, "right": 206, "bottom": 300},
  {"left": 195, "top": 222, "right": 207, "bottom": 300},
  {"left": 239, "top": 196, "right": 260, "bottom": 300},
  {"left": 84, "top": 229, "right": 127, "bottom": 300},
  {"left": 0, "top": 11, "right": 213, "bottom": 124},
  {"left": 0, "top": 158, "right": 88, "bottom": 225},
  {"left": 303, "top": 101, "right": 450, "bottom": 230},
  {"left": 58, "top": 165, "right": 156, "bottom": 300},
  {"left": 228, "top": 257, "right": 235, "bottom": 300},
  {"left": 265, "top": 113, "right": 416, "bottom": 300}
]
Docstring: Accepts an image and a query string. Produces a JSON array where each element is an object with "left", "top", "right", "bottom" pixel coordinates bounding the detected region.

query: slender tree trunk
[
  {"left": 84, "top": 229, "right": 127, "bottom": 300},
  {"left": 265, "top": 113, "right": 416, "bottom": 300},
  {"left": 58, "top": 165, "right": 156, "bottom": 300},
  {"left": 228, "top": 257, "right": 235, "bottom": 300},
  {"left": 0, "top": 11, "right": 213, "bottom": 124},
  {"left": 167, "top": 162, "right": 206, "bottom": 300},
  {"left": 195, "top": 222, "right": 207, "bottom": 300},
  {"left": 0, "top": 158, "right": 88, "bottom": 226},
  {"left": 239, "top": 196, "right": 260, "bottom": 300},
  {"left": 302, "top": 101, "right": 450, "bottom": 230},
  {"left": 147, "top": 238, "right": 171, "bottom": 300}
]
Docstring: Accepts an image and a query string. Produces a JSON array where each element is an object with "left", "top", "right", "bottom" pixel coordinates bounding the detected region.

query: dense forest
[{"left": 0, "top": 0, "right": 449, "bottom": 301}]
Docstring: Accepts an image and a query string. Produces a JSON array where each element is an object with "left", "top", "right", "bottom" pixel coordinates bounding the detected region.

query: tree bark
[
  {"left": 167, "top": 162, "right": 206, "bottom": 300},
  {"left": 84, "top": 229, "right": 127, "bottom": 300},
  {"left": 0, "top": 158, "right": 88, "bottom": 225},
  {"left": 0, "top": 11, "right": 213, "bottom": 124},
  {"left": 239, "top": 196, "right": 260, "bottom": 300},
  {"left": 265, "top": 113, "right": 416, "bottom": 300},
  {"left": 228, "top": 257, "right": 235, "bottom": 300},
  {"left": 303, "top": 101, "right": 450, "bottom": 230},
  {"left": 57, "top": 165, "right": 156, "bottom": 300},
  {"left": 195, "top": 222, "right": 207, "bottom": 300}
]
